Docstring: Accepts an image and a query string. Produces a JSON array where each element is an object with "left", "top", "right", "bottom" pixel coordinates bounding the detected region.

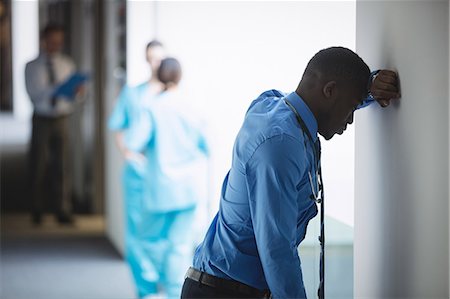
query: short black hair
[
  {"left": 41, "top": 24, "right": 64, "bottom": 39},
  {"left": 157, "top": 57, "right": 182, "bottom": 86},
  {"left": 304, "top": 46, "right": 371, "bottom": 96},
  {"left": 146, "top": 40, "right": 163, "bottom": 51}
]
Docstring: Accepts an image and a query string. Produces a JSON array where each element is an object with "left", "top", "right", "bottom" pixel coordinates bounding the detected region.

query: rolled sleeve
[
  {"left": 245, "top": 134, "right": 307, "bottom": 299},
  {"left": 108, "top": 86, "right": 131, "bottom": 131},
  {"left": 25, "top": 62, "right": 55, "bottom": 113},
  {"left": 357, "top": 70, "right": 380, "bottom": 109}
]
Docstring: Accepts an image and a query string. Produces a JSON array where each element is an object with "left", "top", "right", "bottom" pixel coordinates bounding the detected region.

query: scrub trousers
[{"left": 123, "top": 166, "right": 196, "bottom": 298}]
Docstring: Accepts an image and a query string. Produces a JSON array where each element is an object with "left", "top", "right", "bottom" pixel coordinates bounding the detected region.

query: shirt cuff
[
  {"left": 367, "top": 70, "right": 380, "bottom": 96},
  {"left": 358, "top": 70, "right": 380, "bottom": 109}
]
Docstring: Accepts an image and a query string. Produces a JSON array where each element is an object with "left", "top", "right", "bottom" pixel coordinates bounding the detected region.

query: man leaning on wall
[{"left": 181, "top": 47, "right": 400, "bottom": 299}]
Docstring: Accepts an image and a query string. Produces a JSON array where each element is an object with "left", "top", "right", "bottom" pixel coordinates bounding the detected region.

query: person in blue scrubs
[
  {"left": 124, "top": 57, "right": 209, "bottom": 298},
  {"left": 181, "top": 47, "right": 400, "bottom": 299},
  {"left": 108, "top": 40, "right": 166, "bottom": 299}
]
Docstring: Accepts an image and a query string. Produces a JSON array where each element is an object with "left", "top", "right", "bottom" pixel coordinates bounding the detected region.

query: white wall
[
  {"left": 106, "top": 0, "right": 358, "bottom": 257},
  {"left": 11, "top": 0, "right": 38, "bottom": 120},
  {"left": 354, "top": 1, "right": 449, "bottom": 298},
  {"left": 126, "top": 1, "right": 157, "bottom": 86},
  {"left": 155, "top": 1, "right": 356, "bottom": 225}
]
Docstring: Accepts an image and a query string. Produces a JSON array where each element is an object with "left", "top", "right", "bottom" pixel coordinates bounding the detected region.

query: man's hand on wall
[{"left": 370, "top": 70, "right": 401, "bottom": 107}]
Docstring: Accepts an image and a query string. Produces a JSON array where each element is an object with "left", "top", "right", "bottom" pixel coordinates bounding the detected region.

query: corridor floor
[{"left": 1, "top": 214, "right": 136, "bottom": 299}]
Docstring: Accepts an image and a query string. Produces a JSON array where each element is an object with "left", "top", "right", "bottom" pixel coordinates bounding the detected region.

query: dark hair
[
  {"left": 157, "top": 57, "right": 182, "bottom": 88},
  {"left": 41, "top": 24, "right": 64, "bottom": 39},
  {"left": 304, "top": 46, "right": 371, "bottom": 95},
  {"left": 146, "top": 40, "right": 163, "bottom": 51}
]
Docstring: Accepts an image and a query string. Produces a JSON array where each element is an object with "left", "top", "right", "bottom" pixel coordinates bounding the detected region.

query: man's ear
[{"left": 322, "top": 81, "right": 336, "bottom": 98}]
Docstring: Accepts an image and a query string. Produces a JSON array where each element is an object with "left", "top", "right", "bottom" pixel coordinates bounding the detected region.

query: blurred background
[{"left": 1, "top": 1, "right": 361, "bottom": 298}]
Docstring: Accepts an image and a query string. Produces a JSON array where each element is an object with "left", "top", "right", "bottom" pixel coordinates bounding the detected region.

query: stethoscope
[
  {"left": 283, "top": 99, "right": 323, "bottom": 203},
  {"left": 284, "top": 98, "right": 325, "bottom": 299}
]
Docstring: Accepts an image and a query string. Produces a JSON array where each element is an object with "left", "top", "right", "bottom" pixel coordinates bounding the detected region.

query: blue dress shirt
[{"left": 193, "top": 89, "right": 374, "bottom": 298}]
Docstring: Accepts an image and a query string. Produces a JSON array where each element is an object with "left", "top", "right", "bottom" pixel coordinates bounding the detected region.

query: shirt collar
[
  {"left": 40, "top": 52, "right": 60, "bottom": 62},
  {"left": 285, "top": 91, "right": 319, "bottom": 142}
]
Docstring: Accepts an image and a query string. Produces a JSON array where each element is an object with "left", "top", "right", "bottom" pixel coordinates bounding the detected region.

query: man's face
[
  {"left": 146, "top": 46, "right": 165, "bottom": 72},
  {"left": 318, "top": 85, "right": 365, "bottom": 140},
  {"left": 44, "top": 31, "right": 64, "bottom": 55}
]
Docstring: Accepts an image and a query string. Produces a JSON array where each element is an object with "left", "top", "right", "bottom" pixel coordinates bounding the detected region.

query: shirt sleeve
[
  {"left": 245, "top": 134, "right": 308, "bottom": 299},
  {"left": 108, "top": 86, "right": 130, "bottom": 131},
  {"left": 25, "top": 61, "right": 56, "bottom": 113},
  {"left": 357, "top": 94, "right": 376, "bottom": 109},
  {"left": 357, "top": 70, "right": 380, "bottom": 109}
]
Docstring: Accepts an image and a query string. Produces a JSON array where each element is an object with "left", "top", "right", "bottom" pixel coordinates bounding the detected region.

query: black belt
[{"left": 185, "top": 267, "right": 271, "bottom": 298}]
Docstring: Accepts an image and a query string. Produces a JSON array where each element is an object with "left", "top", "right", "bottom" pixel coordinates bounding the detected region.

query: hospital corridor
[{"left": 1, "top": 1, "right": 449, "bottom": 299}]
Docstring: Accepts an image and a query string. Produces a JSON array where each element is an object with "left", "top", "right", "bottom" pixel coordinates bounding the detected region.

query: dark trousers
[
  {"left": 29, "top": 114, "right": 72, "bottom": 218},
  {"left": 181, "top": 278, "right": 267, "bottom": 299}
]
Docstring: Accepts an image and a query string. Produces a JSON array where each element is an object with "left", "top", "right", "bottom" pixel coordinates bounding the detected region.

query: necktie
[
  {"left": 47, "top": 56, "right": 56, "bottom": 84},
  {"left": 47, "top": 57, "right": 57, "bottom": 107}
]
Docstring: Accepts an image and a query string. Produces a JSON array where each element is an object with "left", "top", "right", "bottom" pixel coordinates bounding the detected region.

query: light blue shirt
[
  {"left": 193, "top": 89, "right": 374, "bottom": 298},
  {"left": 126, "top": 89, "right": 209, "bottom": 212},
  {"left": 109, "top": 84, "right": 209, "bottom": 211},
  {"left": 109, "top": 82, "right": 153, "bottom": 151}
]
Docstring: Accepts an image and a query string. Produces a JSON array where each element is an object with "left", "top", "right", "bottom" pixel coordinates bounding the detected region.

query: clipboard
[{"left": 53, "top": 73, "right": 89, "bottom": 99}]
